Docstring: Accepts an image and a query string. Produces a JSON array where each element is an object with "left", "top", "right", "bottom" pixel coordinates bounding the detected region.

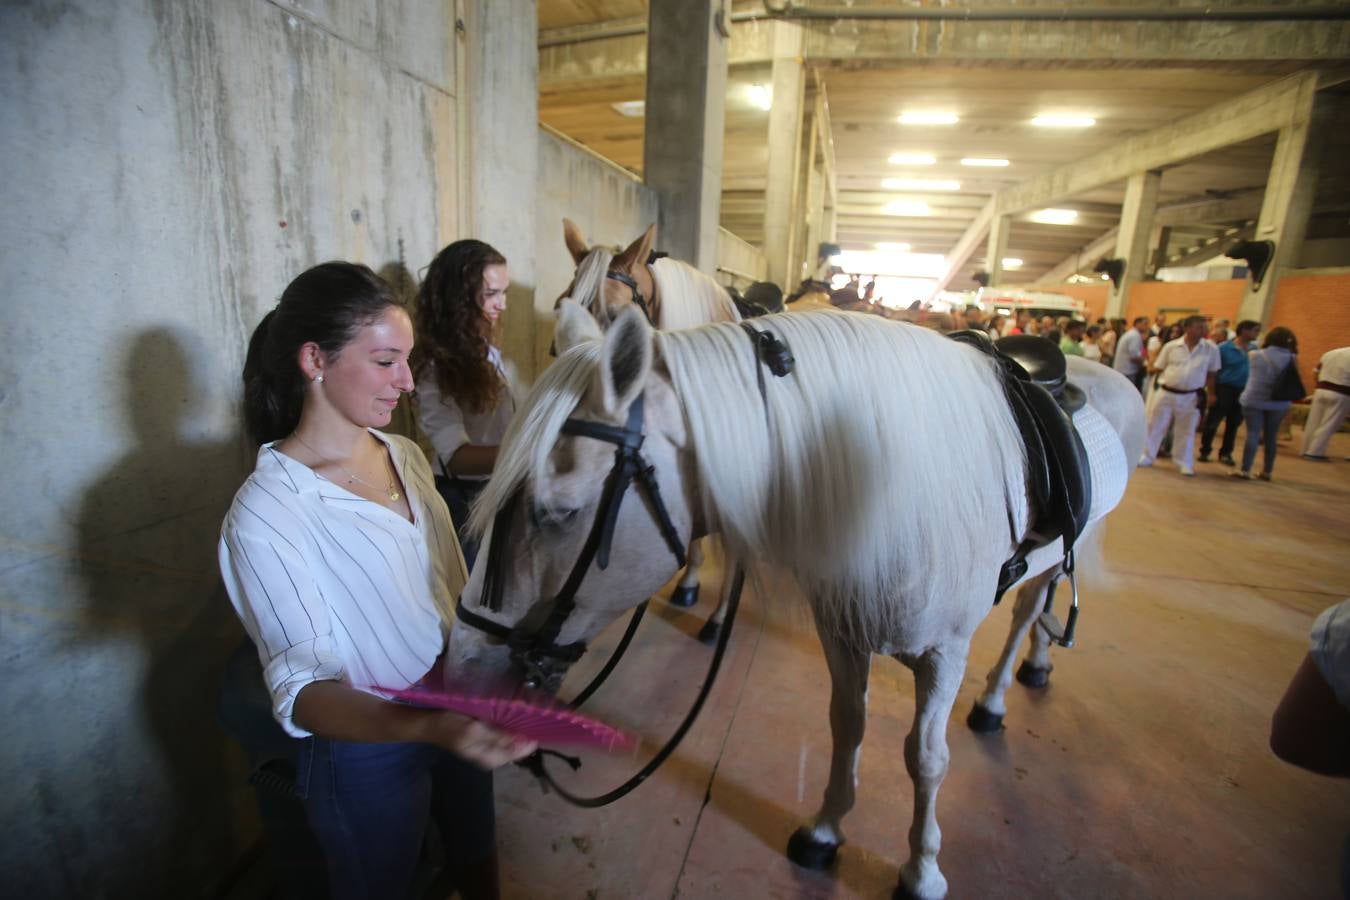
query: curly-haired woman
[{"left": 413, "top": 240, "right": 513, "bottom": 568}]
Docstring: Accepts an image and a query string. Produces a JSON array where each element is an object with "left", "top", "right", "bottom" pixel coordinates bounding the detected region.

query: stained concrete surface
[{"left": 491, "top": 427, "right": 1350, "bottom": 900}]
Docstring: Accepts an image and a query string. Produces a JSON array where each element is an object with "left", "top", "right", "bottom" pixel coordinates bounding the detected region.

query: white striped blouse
[{"left": 218, "top": 430, "right": 467, "bottom": 737}]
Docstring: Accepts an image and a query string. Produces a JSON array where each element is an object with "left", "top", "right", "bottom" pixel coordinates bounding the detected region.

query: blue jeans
[
  {"left": 296, "top": 736, "right": 495, "bottom": 900},
  {"left": 1241, "top": 407, "right": 1287, "bottom": 475}
]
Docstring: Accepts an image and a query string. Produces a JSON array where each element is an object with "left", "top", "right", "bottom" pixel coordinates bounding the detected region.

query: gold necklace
[{"left": 291, "top": 434, "right": 401, "bottom": 502}]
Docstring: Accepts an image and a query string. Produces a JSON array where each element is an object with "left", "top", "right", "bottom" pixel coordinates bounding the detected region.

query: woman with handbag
[
  {"left": 1234, "top": 326, "right": 1301, "bottom": 481},
  {"left": 412, "top": 240, "right": 515, "bottom": 570}
]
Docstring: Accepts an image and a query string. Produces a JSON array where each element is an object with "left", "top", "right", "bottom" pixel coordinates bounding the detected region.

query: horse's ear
[
  {"left": 555, "top": 299, "right": 603, "bottom": 354},
  {"left": 563, "top": 218, "right": 590, "bottom": 265},
  {"left": 613, "top": 223, "right": 656, "bottom": 273},
  {"left": 596, "top": 305, "right": 652, "bottom": 417}
]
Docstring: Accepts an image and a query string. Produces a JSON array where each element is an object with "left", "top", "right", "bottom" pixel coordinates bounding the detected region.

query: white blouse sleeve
[
  {"left": 415, "top": 372, "right": 470, "bottom": 470},
  {"left": 219, "top": 497, "right": 343, "bottom": 738}
]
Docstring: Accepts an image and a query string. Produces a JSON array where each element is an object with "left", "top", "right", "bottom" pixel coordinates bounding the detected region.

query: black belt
[{"left": 1161, "top": 384, "right": 1202, "bottom": 395}]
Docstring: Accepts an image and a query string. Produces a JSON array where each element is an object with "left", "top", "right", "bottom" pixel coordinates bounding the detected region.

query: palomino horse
[
  {"left": 558, "top": 218, "right": 740, "bottom": 633},
  {"left": 448, "top": 302, "right": 1145, "bottom": 898}
]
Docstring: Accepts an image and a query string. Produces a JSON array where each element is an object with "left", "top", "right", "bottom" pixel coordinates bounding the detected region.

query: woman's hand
[{"left": 429, "top": 712, "right": 538, "bottom": 769}]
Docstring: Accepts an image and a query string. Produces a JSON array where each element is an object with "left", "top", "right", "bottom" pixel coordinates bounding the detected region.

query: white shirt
[
  {"left": 1318, "top": 346, "right": 1350, "bottom": 387},
  {"left": 1156, "top": 337, "right": 1221, "bottom": 392},
  {"left": 1113, "top": 329, "right": 1145, "bottom": 375},
  {"left": 218, "top": 431, "right": 465, "bottom": 737},
  {"left": 415, "top": 346, "right": 516, "bottom": 480}
]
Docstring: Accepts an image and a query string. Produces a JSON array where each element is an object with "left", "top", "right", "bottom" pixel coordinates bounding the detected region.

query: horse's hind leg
[
  {"left": 967, "top": 568, "right": 1057, "bottom": 733},
  {"left": 786, "top": 627, "right": 870, "bottom": 870},
  {"left": 668, "top": 537, "right": 702, "bottom": 607},
  {"left": 895, "top": 641, "right": 969, "bottom": 900}
]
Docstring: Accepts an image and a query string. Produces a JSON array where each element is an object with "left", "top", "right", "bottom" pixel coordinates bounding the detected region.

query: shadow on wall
[{"left": 72, "top": 327, "right": 253, "bottom": 897}]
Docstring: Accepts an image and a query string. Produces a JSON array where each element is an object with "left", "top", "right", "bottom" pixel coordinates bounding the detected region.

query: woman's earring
[{"left": 314, "top": 374, "right": 324, "bottom": 383}]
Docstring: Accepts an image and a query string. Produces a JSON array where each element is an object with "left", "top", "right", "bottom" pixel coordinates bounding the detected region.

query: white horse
[
  {"left": 558, "top": 218, "right": 740, "bottom": 632},
  {"left": 449, "top": 303, "right": 1145, "bottom": 899}
]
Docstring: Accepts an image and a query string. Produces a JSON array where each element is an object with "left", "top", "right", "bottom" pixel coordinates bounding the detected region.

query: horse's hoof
[
  {"left": 965, "top": 702, "right": 1004, "bottom": 734},
  {"left": 1015, "top": 661, "right": 1052, "bottom": 688},
  {"left": 786, "top": 828, "right": 838, "bottom": 870},
  {"left": 892, "top": 881, "right": 930, "bottom": 900},
  {"left": 697, "top": 620, "right": 721, "bottom": 645},
  {"left": 668, "top": 585, "right": 699, "bottom": 608}
]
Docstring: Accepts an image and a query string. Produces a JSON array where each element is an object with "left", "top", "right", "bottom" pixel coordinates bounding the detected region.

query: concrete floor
[{"left": 491, "top": 426, "right": 1350, "bottom": 900}]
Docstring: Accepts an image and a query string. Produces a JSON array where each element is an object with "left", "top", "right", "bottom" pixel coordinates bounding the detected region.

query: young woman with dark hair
[
  {"left": 1235, "top": 326, "right": 1300, "bottom": 482},
  {"left": 412, "top": 240, "right": 512, "bottom": 568},
  {"left": 222, "top": 261, "right": 533, "bottom": 900}
]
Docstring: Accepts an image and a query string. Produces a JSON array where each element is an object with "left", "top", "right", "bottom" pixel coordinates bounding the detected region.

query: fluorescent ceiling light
[
  {"left": 1001, "top": 257, "right": 1024, "bottom": 269},
  {"left": 747, "top": 83, "right": 773, "bottom": 111},
  {"left": 884, "top": 200, "right": 931, "bottom": 217},
  {"left": 888, "top": 153, "right": 937, "bottom": 166},
  {"left": 961, "top": 157, "right": 1010, "bottom": 167},
  {"left": 611, "top": 100, "right": 645, "bottom": 117},
  {"left": 876, "top": 241, "right": 912, "bottom": 252},
  {"left": 898, "top": 111, "right": 960, "bottom": 126},
  {"left": 883, "top": 177, "right": 961, "bottom": 192},
  {"left": 1030, "top": 208, "right": 1079, "bottom": 225},
  {"left": 1031, "top": 115, "right": 1096, "bottom": 128}
]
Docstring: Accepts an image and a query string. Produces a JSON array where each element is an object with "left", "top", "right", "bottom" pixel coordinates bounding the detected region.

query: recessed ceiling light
[
  {"left": 747, "top": 83, "right": 773, "bottom": 111},
  {"left": 898, "top": 112, "right": 960, "bottom": 126},
  {"left": 1001, "top": 257, "right": 1024, "bottom": 269},
  {"left": 883, "top": 178, "right": 961, "bottom": 192},
  {"left": 876, "top": 241, "right": 912, "bottom": 252},
  {"left": 884, "top": 200, "right": 932, "bottom": 217},
  {"left": 1030, "top": 208, "right": 1079, "bottom": 225},
  {"left": 888, "top": 153, "right": 937, "bottom": 166},
  {"left": 1031, "top": 115, "right": 1095, "bottom": 128},
  {"left": 961, "top": 157, "right": 1010, "bottom": 167},
  {"left": 611, "top": 100, "right": 645, "bottom": 118}
]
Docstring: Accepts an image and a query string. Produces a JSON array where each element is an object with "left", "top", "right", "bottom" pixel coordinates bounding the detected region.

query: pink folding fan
[{"left": 375, "top": 686, "right": 636, "bottom": 751}]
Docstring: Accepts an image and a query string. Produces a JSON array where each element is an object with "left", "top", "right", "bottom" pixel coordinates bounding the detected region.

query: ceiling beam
[
  {"left": 931, "top": 69, "right": 1322, "bottom": 296},
  {"left": 1167, "top": 224, "right": 1256, "bottom": 267},
  {"left": 540, "top": 14, "right": 1350, "bottom": 82}
]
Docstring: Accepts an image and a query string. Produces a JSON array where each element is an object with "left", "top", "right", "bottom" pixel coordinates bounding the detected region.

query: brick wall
[
  {"left": 1270, "top": 272, "right": 1350, "bottom": 390},
  {"left": 1125, "top": 279, "right": 1247, "bottom": 325}
]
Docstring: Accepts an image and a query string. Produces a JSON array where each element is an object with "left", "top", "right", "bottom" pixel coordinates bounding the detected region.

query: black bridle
[
  {"left": 605, "top": 268, "right": 654, "bottom": 325},
  {"left": 454, "top": 392, "right": 688, "bottom": 689}
]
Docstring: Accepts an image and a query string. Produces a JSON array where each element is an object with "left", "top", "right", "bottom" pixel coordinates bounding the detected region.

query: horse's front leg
[
  {"left": 895, "top": 640, "right": 969, "bottom": 900},
  {"left": 967, "top": 568, "right": 1057, "bottom": 733},
  {"left": 668, "top": 537, "right": 702, "bottom": 607},
  {"left": 694, "top": 553, "right": 737, "bottom": 644},
  {"left": 786, "top": 626, "right": 870, "bottom": 870}
]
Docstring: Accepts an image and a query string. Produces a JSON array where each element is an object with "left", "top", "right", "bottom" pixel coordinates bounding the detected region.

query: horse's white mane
[
  {"left": 571, "top": 248, "right": 615, "bottom": 325},
  {"left": 467, "top": 340, "right": 602, "bottom": 538},
  {"left": 475, "top": 310, "right": 1030, "bottom": 646},
  {"left": 657, "top": 312, "right": 1028, "bottom": 644},
  {"left": 649, "top": 257, "right": 740, "bottom": 329}
]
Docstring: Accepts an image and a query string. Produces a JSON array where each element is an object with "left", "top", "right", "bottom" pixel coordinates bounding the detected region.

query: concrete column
[
  {"left": 985, "top": 214, "right": 1012, "bottom": 286},
  {"left": 644, "top": 0, "right": 727, "bottom": 273},
  {"left": 460, "top": 0, "right": 540, "bottom": 376},
  {"left": 1151, "top": 225, "right": 1173, "bottom": 273},
  {"left": 762, "top": 21, "right": 805, "bottom": 288},
  {"left": 1237, "top": 94, "right": 1332, "bottom": 325},
  {"left": 1107, "top": 169, "right": 1162, "bottom": 318}
]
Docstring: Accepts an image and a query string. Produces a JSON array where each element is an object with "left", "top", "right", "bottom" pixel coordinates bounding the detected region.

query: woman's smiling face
[{"left": 313, "top": 307, "right": 415, "bottom": 428}]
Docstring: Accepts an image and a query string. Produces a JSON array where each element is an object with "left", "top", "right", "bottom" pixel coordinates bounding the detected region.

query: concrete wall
[
  {"left": 0, "top": 1, "right": 457, "bottom": 896},
  {"left": 534, "top": 127, "right": 659, "bottom": 370},
  {"left": 716, "top": 227, "right": 768, "bottom": 291}
]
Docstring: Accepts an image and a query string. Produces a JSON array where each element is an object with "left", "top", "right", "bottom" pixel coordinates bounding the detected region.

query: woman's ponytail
[{"left": 240, "top": 263, "right": 401, "bottom": 446}]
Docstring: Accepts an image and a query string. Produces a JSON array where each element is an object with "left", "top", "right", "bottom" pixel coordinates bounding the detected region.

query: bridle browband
[
  {"left": 605, "top": 268, "right": 654, "bottom": 325},
  {"left": 455, "top": 392, "right": 688, "bottom": 688}
]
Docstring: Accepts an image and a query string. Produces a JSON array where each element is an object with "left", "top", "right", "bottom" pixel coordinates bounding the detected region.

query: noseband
[{"left": 455, "top": 392, "right": 688, "bottom": 687}]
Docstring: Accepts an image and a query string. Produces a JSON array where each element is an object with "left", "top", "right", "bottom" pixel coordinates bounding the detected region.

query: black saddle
[{"left": 948, "top": 330, "right": 1093, "bottom": 602}]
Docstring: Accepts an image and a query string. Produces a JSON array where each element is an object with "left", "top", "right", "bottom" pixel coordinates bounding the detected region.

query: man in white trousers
[
  {"left": 1139, "top": 315, "right": 1220, "bottom": 476},
  {"left": 1301, "top": 345, "right": 1350, "bottom": 461}
]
